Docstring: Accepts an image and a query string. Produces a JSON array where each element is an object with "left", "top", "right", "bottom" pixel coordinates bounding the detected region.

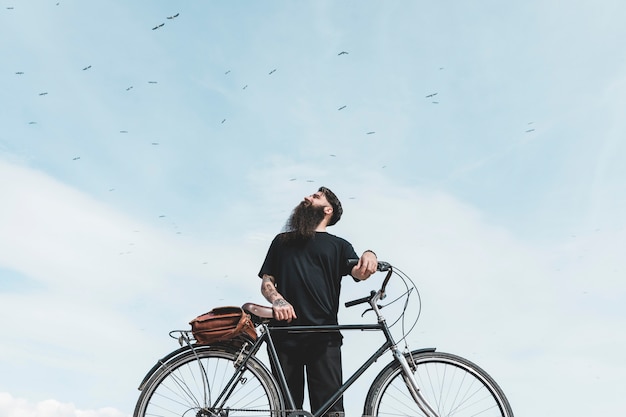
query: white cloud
[{"left": 0, "top": 393, "right": 129, "bottom": 417}]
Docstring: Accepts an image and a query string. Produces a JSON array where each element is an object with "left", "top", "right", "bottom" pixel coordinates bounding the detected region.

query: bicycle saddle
[{"left": 242, "top": 302, "right": 273, "bottom": 320}]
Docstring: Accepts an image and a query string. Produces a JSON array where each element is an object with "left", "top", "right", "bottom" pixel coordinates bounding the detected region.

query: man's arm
[
  {"left": 351, "top": 250, "right": 378, "bottom": 281},
  {"left": 260, "top": 274, "right": 297, "bottom": 322}
]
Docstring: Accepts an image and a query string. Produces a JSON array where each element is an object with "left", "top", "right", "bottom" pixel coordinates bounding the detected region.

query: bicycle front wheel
[
  {"left": 134, "top": 344, "right": 284, "bottom": 417},
  {"left": 364, "top": 351, "right": 513, "bottom": 417}
]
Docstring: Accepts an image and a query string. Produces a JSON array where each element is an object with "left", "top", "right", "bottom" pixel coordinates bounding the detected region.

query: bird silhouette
[
  {"left": 15, "top": 71, "right": 24, "bottom": 75},
  {"left": 269, "top": 69, "right": 277, "bottom": 75},
  {"left": 426, "top": 93, "right": 437, "bottom": 98},
  {"left": 82, "top": 65, "right": 91, "bottom": 71},
  {"left": 338, "top": 105, "right": 346, "bottom": 110},
  {"left": 167, "top": 13, "right": 179, "bottom": 19},
  {"left": 366, "top": 131, "right": 375, "bottom": 135},
  {"left": 39, "top": 92, "right": 48, "bottom": 96},
  {"left": 338, "top": 51, "right": 349, "bottom": 56}
]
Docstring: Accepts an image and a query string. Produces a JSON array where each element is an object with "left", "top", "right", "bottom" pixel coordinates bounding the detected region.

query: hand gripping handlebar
[{"left": 345, "top": 259, "right": 393, "bottom": 308}]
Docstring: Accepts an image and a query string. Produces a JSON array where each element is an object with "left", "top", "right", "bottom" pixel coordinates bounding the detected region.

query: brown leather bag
[{"left": 190, "top": 306, "right": 257, "bottom": 345}]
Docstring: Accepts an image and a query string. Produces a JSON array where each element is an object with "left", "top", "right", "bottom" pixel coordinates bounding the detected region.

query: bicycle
[{"left": 133, "top": 261, "right": 514, "bottom": 417}]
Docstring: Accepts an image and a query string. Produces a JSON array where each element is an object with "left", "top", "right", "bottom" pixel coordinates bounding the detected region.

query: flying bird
[
  {"left": 269, "top": 69, "right": 277, "bottom": 75},
  {"left": 525, "top": 129, "right": 535, "bottom": 133},
  {"left": 167, "top": 13, "right": 179, "bottom": 19},
  {"left": 366, "top": 131, "right": 375, "bottom": 135},
  {"left": 225, "top": 70, "right": 231, "bottom": 75},
  {"left": 148, "top": 81, "right": 157, "bottom": 84},
  {"left": 152, "top": 23, "right": 165, "bottom": 30},
  {"left": 126, "top": 86, "right": 133, "bottom": 91},
  {"left": 15, "top": 71, "right": 24, "bottom": 75},
  {"left": 28, "top": 121, "right": 37, "bottom": 125},
  {"left": 221, "top": 119, "right": 226, "bottom": 124},
  {"left": 426, "top": 93, "right": 438, "bottom": 98},
  {"left": 82, "top": 65, "right": 91, "bottom": 71},
  {"left": 242, "top": 85, "right": 248, "bottom": 89},
  {"left": 151, "top": 142, "right": 160, "bottom": 145},
  {"left": 120, "top": 130, "right": 128, "bottom": 133},
  {"left": 338, "top": 105, "right": 346, "bottom": 110},
  {"left": 39, "top": 92, "right": 48, "bottom": 96},
  {"left": 338, "top": 51, "right": 349, "bottom": 56},
  {"left": 72, "top": 156, "right": 80, "bottom": 161}
]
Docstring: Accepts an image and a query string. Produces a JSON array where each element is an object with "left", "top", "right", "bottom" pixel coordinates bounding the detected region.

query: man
[{"left": 258, "top": 186, "right": 378, "bottom": 417}]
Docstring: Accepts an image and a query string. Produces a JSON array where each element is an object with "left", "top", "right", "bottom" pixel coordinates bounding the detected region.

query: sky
[{"left": 1, "top": 0, "right": 625, "bottom": 416}]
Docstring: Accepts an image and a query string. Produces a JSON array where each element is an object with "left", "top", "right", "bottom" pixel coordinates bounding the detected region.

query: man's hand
[
  {"left": 272, "top": 298, "right": 297, "bottom": 322},
  {"left": 352, "top": 250, "right": 378, "bottom": 281}
]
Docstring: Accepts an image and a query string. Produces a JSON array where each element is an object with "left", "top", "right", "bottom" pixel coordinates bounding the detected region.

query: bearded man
[{"left": 258, "top": 186, "right": 378, "bottom": 417}]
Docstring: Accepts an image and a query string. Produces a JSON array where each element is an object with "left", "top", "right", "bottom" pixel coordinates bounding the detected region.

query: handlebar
[
  {"left": 345, "top": 259, "right": 393, "bottom": 309},
  {"left": 346, "top": 258, "right": 391, "bottom": 272}
]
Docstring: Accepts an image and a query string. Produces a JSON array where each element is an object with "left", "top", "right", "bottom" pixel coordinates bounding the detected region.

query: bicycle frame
[{"left": 226, "top": 297, "right": 439, "bottom": 417}]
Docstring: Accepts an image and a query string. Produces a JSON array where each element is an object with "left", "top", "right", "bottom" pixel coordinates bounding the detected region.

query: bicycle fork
[{"left": 391, "top": 347, "right": 439, "bottom": 417}]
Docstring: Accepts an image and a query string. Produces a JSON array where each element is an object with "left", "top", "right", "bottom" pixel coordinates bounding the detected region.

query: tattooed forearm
[{"left": 261, "top": 274, "right": 282, "bottom": 303}]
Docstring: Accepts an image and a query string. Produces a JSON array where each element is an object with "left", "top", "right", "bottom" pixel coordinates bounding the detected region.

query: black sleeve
[{"left": 258, "top": 236, "right": 279, "bottom": 279}]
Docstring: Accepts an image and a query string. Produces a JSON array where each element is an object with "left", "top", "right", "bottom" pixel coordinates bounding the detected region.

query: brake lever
[{"left": 360, "top": 305, "right": 383, "bottom": 317}]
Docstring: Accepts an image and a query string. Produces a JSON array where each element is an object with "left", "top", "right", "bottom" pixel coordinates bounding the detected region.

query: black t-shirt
[{"left": 258, "top": 231, "right": 358, "bottom": 346}]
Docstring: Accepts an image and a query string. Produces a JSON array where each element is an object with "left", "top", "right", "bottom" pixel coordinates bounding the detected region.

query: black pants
[{"left": 273, "top": 339, "right": 344, "bottom": 417}]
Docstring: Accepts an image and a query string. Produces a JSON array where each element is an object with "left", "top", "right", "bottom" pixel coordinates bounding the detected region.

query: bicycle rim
[
  {"left": 365, "top": 351, "right": 513, "bottom": 417},
  {"left": 134, "top": 345, "right": 283, "bottom": 417}
]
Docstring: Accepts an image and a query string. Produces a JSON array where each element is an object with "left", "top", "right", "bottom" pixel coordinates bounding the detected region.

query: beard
[{"left": 283, "top": 201, "right": 326, "bottom": 241}]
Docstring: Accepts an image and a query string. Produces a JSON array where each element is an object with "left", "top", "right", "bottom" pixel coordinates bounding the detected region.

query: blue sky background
[{"left": 1, "top": 1, "right": 625, "bottom": 416}]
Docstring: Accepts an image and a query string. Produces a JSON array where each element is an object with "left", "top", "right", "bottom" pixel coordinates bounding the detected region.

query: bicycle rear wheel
[
  {"left": 364, "top": 351, "right": 513, "bottom": 417},
  {"left": 134, "top": 344, "right": 284, "bottom": 417}
]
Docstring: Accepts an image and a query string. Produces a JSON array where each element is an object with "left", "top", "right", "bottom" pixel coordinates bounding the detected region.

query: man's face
[{"left": 303, "top": 191, "right": 332, "bottom": 212}]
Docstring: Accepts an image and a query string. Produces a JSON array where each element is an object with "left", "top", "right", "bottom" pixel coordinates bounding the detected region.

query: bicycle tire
[
  {"left": 134, "top": 344, "right": 284, "bottom": 417},
  {"left": 363, "top": 351, "right": 513, "bottom": 417}
]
